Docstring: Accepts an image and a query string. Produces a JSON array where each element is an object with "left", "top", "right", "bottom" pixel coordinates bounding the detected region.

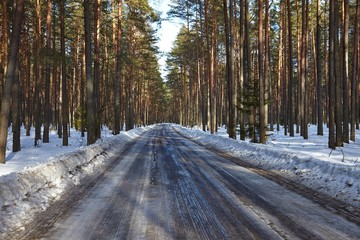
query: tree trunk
[
  {"left": 239, "top": 0, "right": 245, "bottom": 140},
  {"left": 351, "top": 0, "right": 359, "bottom": 141},
  {"left": 282, "top": 1, "right": 288, "bottom": 136},
  {"left": 73, "top": 31, "right": 79, "bottom": 129},
  {"left": 259, "top": 0, "right": 266, "bottom": 143},
  {"left": 12, "top": 58, "right": 20, "bottom": 152},
  {"left": 25, "top": 45, "right": 31, "bottom": 136},
  {"left": 323, "top": 1, "right": 329, "bottom": 127},
  {"left": 296, "top": 0, "right": 301, "bottom": 134},
  {"left": 328, "top": 0, "right": 336, "bottom": 149},
  {"left": 277, "top": 3, "right": 284, "bottom": 132},
  {"left": 61, "top": 0, "right": 69, "bottom": 146},
  {"left": 334, "top": 0, "right": 342, "bottom": 146},
  {"left": 113, "top": 0, "right": 122, "bottom": 135},
  {"left": 244, "top": 0, "right": 254, "bottom": 141},
  {"left": 224, "top": 0, "right": 236, "bottom": 139},
  {"left": 43, "top": 0, "right": 52, "bottom": 143},
  {"left": 84, "top": 0, "right": 96, "bottom": 145},
  {"left": 204, "top": 0, "right": 212, "bottom": 133},
  {"left": 198, "top": 0, "right": 206, "bottom": 131},
  {"left": 94, "top": 0, "right": 101, "bottom": 138},
  {"left": 300, "top": 0, "right": 308, "bottom": 139},
  {"left": 81, "top": 42, "right": 85, "bottom": 138},
  {"left": 0, "top": 0, "right": 24, "bottom": 163},
  {"left": 342, "top": 0, "right": 349, "bottom": 143},
  {"left": 0, "top": 0, "right": 9, "bottom": 104},
  {"left": 264, "top": 0, "right": 270, "bottom": 134},
  {"left": 205, "top": 0, "right": 217, "bottom": 134},
  {"left": 34, "top": 0, "right": 42, "bottom": 146},
  {"left": 316, "top": 0, "right": 323, "bottom": 136},
  {"left": 287, "top": 0, "right": 294, "bottom": 137}
]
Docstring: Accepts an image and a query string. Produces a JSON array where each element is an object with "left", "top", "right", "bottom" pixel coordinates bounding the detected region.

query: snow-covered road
[{"left": 17, "top": 125, "right": 360, "bottom": 239}]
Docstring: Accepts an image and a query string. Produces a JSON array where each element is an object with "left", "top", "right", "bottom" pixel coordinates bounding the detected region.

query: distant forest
[{"left": 0, "top": 0, "right": 359, "bottom": 163}]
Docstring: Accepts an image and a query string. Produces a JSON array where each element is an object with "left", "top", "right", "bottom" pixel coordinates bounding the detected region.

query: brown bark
[
  {"left": 73, "top": 31, "right": 79, "bottom": 129},
  {"left": 25, "top": 43, "right": 31, "bottom": 136},
  {"left": 12, "top": 58, "right": 20, "bottom": 152},
  {"left": 259, "top": 0, "right": 266, "bottom": 143},
  {"left": 84, "top": 0, "right": 96, "bottom": 145},
  {"left": 114, "top": 0, "right": 122, "bottom": 135},
  {"left": 277, "top": 3, "right": 284, "bottom": 132},
  {"left": 264, "top": 0, "right": 270, "bottom": 133},
  {"left": 1, "top": 0, "right": 9, "bottom": 103},
  {"left": 328, "top": 0, "right": 336, "bottom": 149},
  {"left": 351, "top": 0, "right": 360, "bottom": 141},
  {"left": 224, "top": 0, "right": 236, "bottom": 139},
  {"left": 94, "top": 0, "right": 101, "bottom": 138},
  {"left": 43, "top": 0, "right": 52, "bottom": 143},
  {"left": 334, "top": 0, "right": 342, "bottom": 146},
  {"left": 342, "top": 0, "right": 349, "bottom": 143},
  {"left": 300, "top": 0, "right": 308, "bottom": 139},
  {"left": 197, "top": 0, "right": 207, "bottom": 131},
  {"left": 287, "top": 0, "right": 294, "bottom": 137},
  {"left": 126, "top": 14, "right": 135, "bottom": 131},
  {"left": 60, "top": 1, "right": 68, "bottom": 146},
  {"left": 245, "top": 0, "right": 255, "bottom": 141},
  {"left": 239, "top": 0, "right": 245, "bottom": 140},
  {"left": 316, "top": 0, "right": 323, "bottom": 136},
  {"left": 34, "top": 0, "right": 42, "bottom": 146},
  {"left": 81, "top": 42, "right": 85, "bottom": 138},
  {"left": 205, "top": 0, "right": 216, "bottom": 134},
  {"left": 0, "top": 0, "right": 24, "bottom": 163},
  {"left": 282, "top": 1, "right": 288, "bottom": 136}
]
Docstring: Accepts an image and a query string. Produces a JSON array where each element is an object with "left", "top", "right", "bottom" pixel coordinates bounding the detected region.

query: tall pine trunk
[
  {"left": 94, "top": 0, "right": 101, "bottom": 138},
  {"left": 277, "top": 3, "right": 284, "bottom": 133},
  {"left": 300, "top": 0, "right": 308, "bottom": 139},
  {"left": 239, "top": 0, "right": 246, "bottom": 140},
  {"left": 342, "top": 0, "right": 349, "bottom": 143},
  {"left": 259, "top": 0, "right": 266, "bottom": 143},
  {"left": 224, "top": 0, "right": 236, "bottom": 139},
  {"left": 351, "top": 0, "right": 359, "bottom": 141},
  {"left": 84, "top": 0, "right": 96, "bottom": 145},
  {"left": 80, "top": 42, "right": 85, "bottom": 138},
  {"left": 12, "top": 58, "right": 20, "bottom": 152},
  {"left": 316, "top": 0, "right": 323, "bottom": 136},
  {"left": 287, "top": 0, "right": 294, "bottom": 137},
  {"left": 60, "top": 0, "right": 69, "bottom": 146},
  {"left": 34, "top": 0, "right": 42, "bottom": 146},
  {"left": 264, "top": 0, "right": 270, "bottom": 134},
  {"left": 205, "top": 0, "right": 216, "bottom": 134},
  {"left": 113, "top": 0, "right": 122, "bottom": 135},
  {"left": 328, "top": 0, "right": 336, "bottom": 149},
  {"left": 0, "top": 0, "right": 9, "bottom": 104},
  {"left": 43, "top": 0, "right": 52, "bottom": 143},
  {"left": 0, "top": 0, "right": 24, "bottom": 163},
  {"left": 334, "top": 0, "right": 342, "bottom": 146}
]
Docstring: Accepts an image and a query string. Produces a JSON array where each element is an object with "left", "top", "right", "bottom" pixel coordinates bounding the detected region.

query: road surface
[{"left": 19, "top": 124, "right": 360, "bottom": 239}]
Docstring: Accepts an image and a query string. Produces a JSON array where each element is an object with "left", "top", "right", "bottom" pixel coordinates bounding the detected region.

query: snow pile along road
[
  {"left": 0, "top": 126, "right": 153, "bottom": 238},
  {"left": 173, "top": 125, "right": 360, "bottom": 209}
]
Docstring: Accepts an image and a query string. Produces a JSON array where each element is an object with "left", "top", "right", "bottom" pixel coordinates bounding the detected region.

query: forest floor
[{"left": 0, "top": 124, "right": 360, "bottom": 239}]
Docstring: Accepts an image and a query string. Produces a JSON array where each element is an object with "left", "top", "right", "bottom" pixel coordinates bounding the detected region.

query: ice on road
[{"left": 18, "top": 125, "right": 360, "bottom": 240}]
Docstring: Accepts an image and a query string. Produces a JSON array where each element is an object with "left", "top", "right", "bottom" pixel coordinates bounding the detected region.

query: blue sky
[{"left": 149, "top": 0, "right": 181, "bottom": 79}]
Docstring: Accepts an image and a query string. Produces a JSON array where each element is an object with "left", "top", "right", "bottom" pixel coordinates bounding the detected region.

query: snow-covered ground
[
  {"left": 1, "top": 126, "right": 116, "bottom": 177},
  {"left": 0, "top": 124, "right": 359, "bottom": 237},
  {"left": 174, "top": 124, "right": 360, "bottom": 209},
  {"left": 0, "top": 125, "right": 154, "bottom": 237}
]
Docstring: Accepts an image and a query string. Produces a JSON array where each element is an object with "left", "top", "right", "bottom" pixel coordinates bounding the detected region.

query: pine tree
[
  {"left": 0, "top": 0, "right": 25, "bottom": 163},
  {"left": 84, "top": 0, "right": 96, "bottom": 145}
]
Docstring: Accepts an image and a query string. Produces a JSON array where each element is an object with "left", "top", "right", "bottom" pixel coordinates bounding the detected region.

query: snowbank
[
  {"left": 0, "top": 126, "right": 153, "bottom": 237},
  {"left": 1, "top": 123, "right": 359, "bottom": 237},
  {"left": 173, "top": 125, "right": 360, "bottom": 209}
]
